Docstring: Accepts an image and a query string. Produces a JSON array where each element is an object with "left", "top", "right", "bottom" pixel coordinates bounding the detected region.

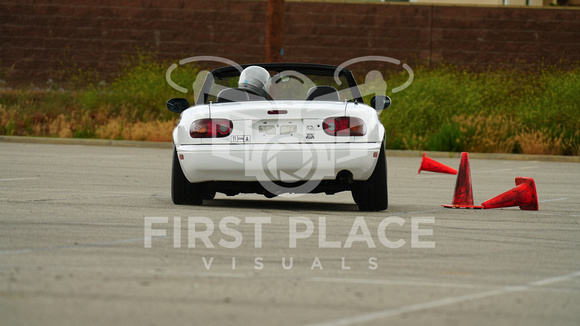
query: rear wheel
[
  {"left": 171, "top": 148, "right": 204, "bottom": 205},
  {"left": 352, "top": 143, "right": 388, "bottom": 211}
]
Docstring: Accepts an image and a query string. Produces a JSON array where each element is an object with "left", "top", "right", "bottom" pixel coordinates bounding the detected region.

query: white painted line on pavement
[
  {"left": 389, "top": 209, "right": 441, "bottom": 215},
  {"left": 478, "top": 168, "right": 514, "bottom": 173},
  {"left": 415, "top": 175, "right": 452, "bottom": 179},
  {"left": 306, "top": 277, "right": 490, "bottom": 290},
  {"left": 479, "top": 166, "right": 537, "bottom": 173},
  {"left": 539, "top": 197, "right": 568, "bottom": 203},
  {"left": 0, "top": 236, "right": 170, "bottom": 255},
  {"left": 304, "top": 270, "right": 580, "bottom": 326},
  {"left": 147, "top": 270, "right": 247, "bottom": 279},
  {"left": 0, "top": 177, "right": 40, "bottom": 182}
]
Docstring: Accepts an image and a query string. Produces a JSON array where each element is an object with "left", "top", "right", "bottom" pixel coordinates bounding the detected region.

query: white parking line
[
  {"left": 539, "top": 197, "right": 568, "bottom": 203},
  {"left": 306, "top": 277, "right": 490, "bottom": 290},
  {"left": 0, "top": 177, "right": 40, "bottom": 182},
  {"left": 304, "top": 270, "right": 580, "bottom": 326},
  {"left": 479, "top": 166, "right": 537, "bottom": 173},
  {"left": 389, "top": 209, "right": 440, "bottom": 215},
  {"left": 519, "top": 166, "right": 539, "bottom": 169},
  {"left": 147, "top": 270, "right": 247, "bottom": 279},
  {"left": 0, "top": 236, "right": 170, "bottom": 255},
  {"left": 478, "top": 168, "right": 513, "bottom": 173}
]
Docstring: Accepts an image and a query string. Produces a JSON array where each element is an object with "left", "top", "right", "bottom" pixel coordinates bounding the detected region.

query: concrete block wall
[{"left": 1, "top": 0, "right": 579, "bottom": 85}]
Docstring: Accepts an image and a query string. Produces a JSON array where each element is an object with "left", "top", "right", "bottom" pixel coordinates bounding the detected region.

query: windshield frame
[{"left": 196, "top": 63, "right": 364, "bottom": 105}]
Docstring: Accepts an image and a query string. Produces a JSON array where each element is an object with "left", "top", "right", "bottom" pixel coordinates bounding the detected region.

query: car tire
[
  {"left": 352, "top": 143, "right": 388, "bottom": 211},
  {"left": 203, "top": 190, "right": 216, "bottom": 200},
  {"left": 171, "top": 148, "right": 203, "bottom": 205}
]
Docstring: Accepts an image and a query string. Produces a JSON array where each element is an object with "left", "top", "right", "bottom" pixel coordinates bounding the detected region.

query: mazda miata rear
[{"left": 167, "top": 63, "right": 391, "bottom": 211}]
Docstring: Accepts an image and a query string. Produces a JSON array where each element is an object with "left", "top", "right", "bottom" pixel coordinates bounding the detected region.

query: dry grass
[
  {"left": 95, "top": 119, "right": 175, "bottom": 142},
  {"left": 453, "top": 114, "right": 570, "bottom": 155},
  {"left": 565, "top": 131, "right": 580, "bottom": 156},
  {"left": 2, "top": 56, "right": 578, "bottom": 155},
  {"left": 514, "top": 129, "right": 565, "bottom": 155},
  {"left": 454, "top": 114, "right": 518, "bottom": 154},
  {"left": 1, "top": 96, "right": 575, "bottom": 153},
  {"left": 383, "top": 63, "right": 579, "bottom": 155},
  {"left": 398, "top": 114, "right": 571, "bottom": 155},
  {"left": 0, "top": 104, "right": 176, "bottom": 142}
]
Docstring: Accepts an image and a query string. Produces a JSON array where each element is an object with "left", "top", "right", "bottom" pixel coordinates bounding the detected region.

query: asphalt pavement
[{"left": 0, "top": 140, "right": 579, "bottom": 326}]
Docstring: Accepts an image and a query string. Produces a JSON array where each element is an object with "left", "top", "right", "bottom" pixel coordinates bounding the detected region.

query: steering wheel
[{"left": 266, "top": 70, "right": 316, "bottom": 100}]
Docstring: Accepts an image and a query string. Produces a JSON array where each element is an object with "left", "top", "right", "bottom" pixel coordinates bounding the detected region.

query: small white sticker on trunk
[{"left": 232, "top": 135, "right": 251, "bottom": 143}]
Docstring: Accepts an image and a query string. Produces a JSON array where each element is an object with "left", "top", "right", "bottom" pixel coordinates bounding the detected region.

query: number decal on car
[{"left": 231, "top": 135, "right": 251, "bottom": 143}]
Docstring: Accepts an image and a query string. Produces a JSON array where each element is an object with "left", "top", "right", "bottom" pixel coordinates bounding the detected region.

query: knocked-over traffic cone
[
  {"left": 442, "top": 152, "right": 482, "bottom": 209},
  {"left": 481, "top": 177, "right": 539, "bottom": 210},
  {"left": 418, "top": 152, "right": 458, "bottom": 174}
]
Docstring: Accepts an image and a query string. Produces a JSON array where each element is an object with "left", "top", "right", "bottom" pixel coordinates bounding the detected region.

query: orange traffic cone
[
  {"left": 481, "top": 177, "right": 539, "bottom": 210},
  {"left": 442, "top": 152, "right": 482, "bottom": 209},
  {"left": 418, "top": 152, "right": 457, "bottom": 174}
]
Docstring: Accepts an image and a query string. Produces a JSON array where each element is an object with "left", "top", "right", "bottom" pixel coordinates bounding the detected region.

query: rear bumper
[{"left": 176, "top": 142, "right": 382, "bottom": 183}]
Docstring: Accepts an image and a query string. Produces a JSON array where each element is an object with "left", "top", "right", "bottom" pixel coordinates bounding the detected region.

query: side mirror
[
  {"left": 167, "top": 98, "right": 190, "bottom": 113},
  {"left": 370, "top": 95, "right": 392, "bottom": 112}
]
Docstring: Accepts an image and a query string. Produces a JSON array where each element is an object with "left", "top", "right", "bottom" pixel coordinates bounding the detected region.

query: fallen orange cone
[
  {"left": 418, "top": 152, "right": 457, "bottom": 174},
  {"left": 442, "top": 152, "right": 482, "bottom": 209},
  {"left": 481, "top": 177, "right": 539, "bottom": 210}
]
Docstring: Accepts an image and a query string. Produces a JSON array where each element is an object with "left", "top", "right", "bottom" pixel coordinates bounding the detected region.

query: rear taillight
[
  {"left": 190, "top": 119, "right": 233, "bottom": 138},
  {"left": 322, "top": 117, "right": 366, "bottom": 136}
]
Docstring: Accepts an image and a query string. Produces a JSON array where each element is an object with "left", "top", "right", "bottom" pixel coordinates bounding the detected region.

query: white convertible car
[{"left": 167, "top": 63, "right": 391, "bottom": 211}]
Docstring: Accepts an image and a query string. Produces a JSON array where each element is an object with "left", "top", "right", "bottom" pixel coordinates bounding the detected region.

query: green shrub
[
  {"left": 380, "top": 63, "right": 580, "bottom": 155},
  {"left": 0, "top": 54, "right": 578, "bottom": 155}
]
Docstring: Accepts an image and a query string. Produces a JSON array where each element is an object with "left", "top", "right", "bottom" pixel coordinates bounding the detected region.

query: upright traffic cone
[
  {"left": 418, "top": 152, "right": 458, "bottom": 174},
  {"left": 481, "top": 177, "right": 539, "bottom": 210},
  {"left": 442, "top": 152, "right": 482, "bottom": 209}
]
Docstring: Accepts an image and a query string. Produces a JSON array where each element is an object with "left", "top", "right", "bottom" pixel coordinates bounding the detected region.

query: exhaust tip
[{"left": 336, "top": 170, "right": 353, "bottom": 185}]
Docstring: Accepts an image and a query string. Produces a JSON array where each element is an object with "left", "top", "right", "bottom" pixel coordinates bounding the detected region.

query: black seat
[
  {"left": 216, "top": 88, "right": 251, "bottom": 103},
  {"left": 306, "top": 86, "right": 340, "bottom": 101}
]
